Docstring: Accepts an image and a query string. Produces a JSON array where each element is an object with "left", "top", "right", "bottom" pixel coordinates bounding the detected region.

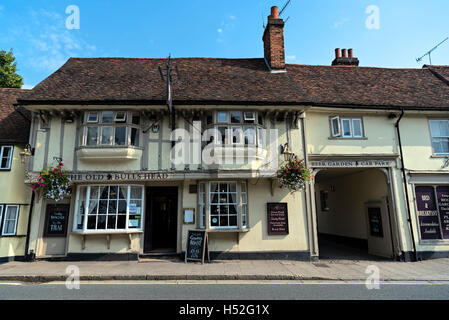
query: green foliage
[{"left": 0, "top": 49, "right": 23, "bottom": 88}]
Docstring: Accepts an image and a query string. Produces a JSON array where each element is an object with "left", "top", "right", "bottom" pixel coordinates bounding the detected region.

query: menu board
[
  {"left": 267, "top": 203, "right": 289, "bottom": 235},
  {"left": 436, "top": 186, "right": 449, "bottom": 239},
  {"left": 367, "top": 207, "right": 384, "bottom": 238},
  {"left": 185, "top": 230, "right": 209, "bottom": 264},
  {"left": 44, "top": 204, "right": 70, "bottom": 237},
  {"left": 415, "top": 186, "right": 441, "bottom": 240}
]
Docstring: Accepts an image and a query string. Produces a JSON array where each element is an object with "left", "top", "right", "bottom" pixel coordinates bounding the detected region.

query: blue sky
[{"left": 0, "top": 0, "right": 448, "bottom": 88}]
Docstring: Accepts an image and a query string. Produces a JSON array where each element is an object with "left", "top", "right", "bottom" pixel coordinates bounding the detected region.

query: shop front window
[
  {"left": 415, "top": 185, "right": 449, "bottom": 240},
  {"left": 74, "top": 185, "right": 144, "bottom": 232},
  {"left": 198, "top": 181, "right": 248, "bottom": 230}
]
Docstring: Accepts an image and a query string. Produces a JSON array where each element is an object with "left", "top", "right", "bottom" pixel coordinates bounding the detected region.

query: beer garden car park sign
[{"left": 309, "top": 159, "right": 396, "bottom": 168}]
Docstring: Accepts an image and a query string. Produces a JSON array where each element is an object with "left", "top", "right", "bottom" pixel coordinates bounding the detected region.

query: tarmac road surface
[{"left": 0, "top": 280, "right": 448, "bottom": 300}]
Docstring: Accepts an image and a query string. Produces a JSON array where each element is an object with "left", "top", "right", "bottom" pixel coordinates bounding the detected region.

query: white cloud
[
  {"left": 217, "top": 28, "right": 223, "bottom": 33},
  {"left": 22, "top": 84, "right": 34, "bottom": 89},
  {"left": 286, "top": 55, "right": 297, "bottom": 62},
  {"left": 333, "top": 18, "right": 349, "bottom": 29},
  {"left": 229, "top": 15, "right": 236, "bottom": 20},
  {"left": 24, "top": 9, "right": 97, "bottom": 72}
]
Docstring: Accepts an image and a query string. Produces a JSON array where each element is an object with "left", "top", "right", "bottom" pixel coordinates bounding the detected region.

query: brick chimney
[
  {"left": 263, "top": 6, "right": 285, "bottom": 71},
  {"left": 332, "top": 48, "right": 359, "bottom": 66}
]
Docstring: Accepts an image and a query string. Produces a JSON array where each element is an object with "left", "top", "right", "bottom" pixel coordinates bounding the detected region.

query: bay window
[
  {"left": 74, "top": 185, "right": 144, "bottom": 232},
  {"left": 207, "top": 111, "right": 265, "bottom": 147},
  {"left": 198, "top": 181, "right": 248, "bottom": 230},
  {"left": 81, "top": 111, "right": 141, "bottom": 147}
]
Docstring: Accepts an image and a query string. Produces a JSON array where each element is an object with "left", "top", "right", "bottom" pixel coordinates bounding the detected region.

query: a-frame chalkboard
[{"left": 185, "top": 230, "right": 210, "bottom": 264}]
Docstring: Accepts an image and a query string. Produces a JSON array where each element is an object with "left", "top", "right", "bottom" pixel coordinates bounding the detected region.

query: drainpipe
[
  {"left": 300, "top": 111, "right": 319, "bottom": 261},
  {"left": 395, "top": 109, "right": 418, "bottom": 261},
  {"left": 24, "top": 191, "right": 36, "bottom": 261}
]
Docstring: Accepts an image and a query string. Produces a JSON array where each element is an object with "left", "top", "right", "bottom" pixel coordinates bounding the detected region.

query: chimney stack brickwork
[
  {"left": 263, "top": 6, "right": 285, "bottom": 70},
  {"left": 332, "top": 48, "right": 359, "bottom": 66}
]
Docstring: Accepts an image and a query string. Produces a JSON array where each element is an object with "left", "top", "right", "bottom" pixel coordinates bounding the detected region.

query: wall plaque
[
  {"left": 367, "top": 207, "right": 384, "bottom": 238},
  {"left": 436, "top": 186, "right": 449, "bottom": 239},
  {"left": 267, "top": 202, "right": 289, "bottom": 235},
  {"left": 44, "top": 204, "right": 70, "bottom": 237},
  {"left": 415, "top": 186, "right": 442, "bottom": 240}
]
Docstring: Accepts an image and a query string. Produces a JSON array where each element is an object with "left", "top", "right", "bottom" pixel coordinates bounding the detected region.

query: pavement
[{"left": 0, "top": 256, "right": 449, "bottom": 282}]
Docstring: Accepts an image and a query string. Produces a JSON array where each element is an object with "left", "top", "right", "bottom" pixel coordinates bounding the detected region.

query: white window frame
[
  {"left": 1, "top": 205, "right": 19, "bottom": 236},
  {"left": 209, "top": 181, "right": 239, "bottom": 229},
  {"left": 73, "top": 184, "right": 145, "bottom": 233},
  {"left": 331, "top": 116, "right": 364, "bottom": 138},
  {"left": 86, "top": 112, "right": 99, "bottom": 123},
  {"left": 429, "top": 119, "right": 449, "bottom": 155},
  {"left": 330, "top": 116, "right": 341, "bottom": 137},
  {"left": 81, "top": 111, "right": 141, "bottom": 147},
  {"left": 243, "top": 112, "right": 256, "bottom": 123},
  {"left": 0, "top": 146, "right": 14, "bottom": 170},
  {"left": 114, "top": 112, "right": 127, "bottom": 122}
]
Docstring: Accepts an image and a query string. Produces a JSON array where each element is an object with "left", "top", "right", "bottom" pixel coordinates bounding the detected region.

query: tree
[{"left": 0, "top": 49, "right": 23, "bottom": 88}]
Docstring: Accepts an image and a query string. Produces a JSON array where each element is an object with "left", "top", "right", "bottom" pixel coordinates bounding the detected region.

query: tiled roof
[
  {"left": 0, "top": 88, "right": 30, "bottom": 144},
  {"left": 18, "top": 57, "right": 449, "bottom": 109}
]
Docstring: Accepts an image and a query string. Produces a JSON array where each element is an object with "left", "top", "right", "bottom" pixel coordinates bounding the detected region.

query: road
[{"left": 0, "top": 280, "right": 448, "bottom": 300}]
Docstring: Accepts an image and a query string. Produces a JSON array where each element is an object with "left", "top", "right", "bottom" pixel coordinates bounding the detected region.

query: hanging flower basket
[
  {"left": 30, "top": 163, "right": 71, "bottom": 202},
  {"left": 278, "top": 158, "right": 312, "bottom": 192}
]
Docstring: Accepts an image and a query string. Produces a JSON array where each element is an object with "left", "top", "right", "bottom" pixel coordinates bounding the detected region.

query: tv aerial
[
  {"left": 263, "top": 0, "right": 292, "bottom": 29},
  {"left": 416, "top": 37, "right": 448, "bottom": 65}
]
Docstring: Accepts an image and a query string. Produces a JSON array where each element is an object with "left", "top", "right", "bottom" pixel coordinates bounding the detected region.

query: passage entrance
[
  {"left": 314, "top": 168, "right": 396, "bottom": 260},
  {"left": 144, "top": 187, "right": 178, "bottom": 254}
]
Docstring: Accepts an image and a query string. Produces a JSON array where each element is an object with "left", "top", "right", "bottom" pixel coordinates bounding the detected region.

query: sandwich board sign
[{"left": 185, "top": 230, "right": 210, "bottom": 264}]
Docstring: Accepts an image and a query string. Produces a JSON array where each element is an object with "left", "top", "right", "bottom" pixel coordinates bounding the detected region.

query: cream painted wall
[
  {"left": 400, "top": 115, "right": 449, "bottom": 171},
  {"left": 316, "top": 169, "right": 389, "bottom": 240},
  {"left": 0, "top": 146, "right": 32, "bottom": 258},
  {"left": 306, "top": 111, "right": 397, "bottom": 156},
  {"left": 181, "top": 179, "right": 309, "bottom": 253}
]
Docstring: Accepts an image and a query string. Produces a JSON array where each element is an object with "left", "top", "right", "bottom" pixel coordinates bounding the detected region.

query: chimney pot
[
  {"left": 270, "top": 6, "right": 279, "bottom": 19},
  {"left": 342, "top": 49, "right": 347, "bottom": 58},
  {"left": 348, "top": 49, "right": 353, "bottom": 58},
  {"left": 263, "top": 6, "right": 285, "bottom": 70},
  {"left": 335, "top": 48, "right": 341, "bottom": 59}
]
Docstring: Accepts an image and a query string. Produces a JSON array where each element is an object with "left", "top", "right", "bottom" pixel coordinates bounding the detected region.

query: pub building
[{"left": 12, "top": 6, "right": 449, "bottom": 262}]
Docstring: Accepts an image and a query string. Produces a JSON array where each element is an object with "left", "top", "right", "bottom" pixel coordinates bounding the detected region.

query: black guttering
[
  {"left": 395, "top": 109, "right": 417, "bottom": 262},
  {"left": 14, "top": 100, "right": 449, "bottom": 111}
]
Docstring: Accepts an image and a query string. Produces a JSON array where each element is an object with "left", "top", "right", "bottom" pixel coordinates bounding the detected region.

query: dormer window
[{"left": 81, "top": 111, "right": 141, "bottom": 147}]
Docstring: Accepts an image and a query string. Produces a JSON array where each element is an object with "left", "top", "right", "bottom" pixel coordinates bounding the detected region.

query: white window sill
[
  {"left": 76, "top": 146, "right": 142, "bottom": 161},
  {"left": 72, "top": 230, "right": 143, "bottom": 235},
  {"left": 206, "top": 228, "right": 250, "bottom": 233}
]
